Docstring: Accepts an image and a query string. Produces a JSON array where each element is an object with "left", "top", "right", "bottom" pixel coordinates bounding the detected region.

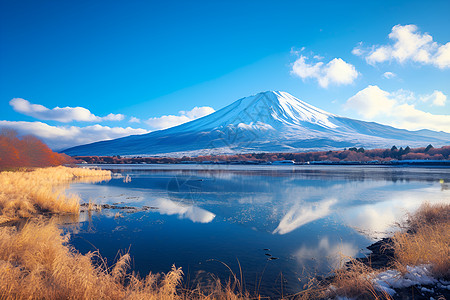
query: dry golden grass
[
  {"left": 324, "top": 260, "right": 391, "bottom": 300},
  {"left": 87, "top": 198, "right": 102, "bottom": 212},
  {"left": 183, "top": 260, "right": 251, "bottom": 300},
  {"left": 0, "top": 166, "right": 250, "bottom": 299},
  {"left": 2, "top": 166, "right": 446, "bottom": 299},
  {"left": 0, "top": 219, "right": 185, "bottom": 300},
  {"left": 392, "top": 202, "right": 450, "bottom": 278},
  {"left": 403, "top": 202, "right": 450, "bottom": 232},
  {"left": 0, "top": 219, "right": 252, "bottom": 300},
  {"left": 289, "top": 277, "right": 327, "bottom": 300},
  {"left": 315, "top": 202, "right": 450, "bottom": 300},
  {"left": 0, "top": 166, "right": 111, "bottom": 224}
]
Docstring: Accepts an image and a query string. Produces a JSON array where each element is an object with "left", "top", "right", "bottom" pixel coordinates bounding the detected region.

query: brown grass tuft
[
  {"left": 321, "top": 202, "right": 450, "bottom": 299},
  {"left": 323, "top": 259, "right": 391, "bottom": 300},
  {"left": 392, "top": 202, "right": 450, "bottom": 278},
  {"left": 404, "top": 202, "right": 450, "bottom": 232},
  {"left": 0, "top": 219, "right": 187, "bottom": 299},
  {"left": 0, "top": 166, "right": 111, "bottom": 224},
  {"left": 87, "top": 198, "right": 102, "bottom": 212}
]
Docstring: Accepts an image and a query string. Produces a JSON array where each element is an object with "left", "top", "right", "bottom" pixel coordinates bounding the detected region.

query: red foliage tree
[{"left": 0, "top": 129, "right": 73, "bottom": 170}]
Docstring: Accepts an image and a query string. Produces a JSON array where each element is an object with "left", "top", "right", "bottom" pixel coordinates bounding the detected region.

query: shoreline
[
  {"left": 76, "top": 160, "right": 450, "bottom": 167},
  {"left": 329, "top": 228, "right": 450, "bottom": 300}
]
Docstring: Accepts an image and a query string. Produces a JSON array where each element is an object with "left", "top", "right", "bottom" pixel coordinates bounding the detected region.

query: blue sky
[{"left": 1, "top": 0, "right": 449, "bottom": 149}]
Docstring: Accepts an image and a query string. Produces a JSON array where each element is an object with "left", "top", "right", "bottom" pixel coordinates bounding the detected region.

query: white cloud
[
  {"left": 345, "top": 85, "right": 450, "bottom": 132},
  {"left": 102, "top": 113, "right": 125, "bottom": 121},
  {"left": 435, "top": 42, "right": 450, "bottom": 69},
  {"left": 291, "top": 55, "right": 359, "bottom": 88},
  {"left": 345, "top": 85, "right": 396, "bottom": 118},
  {"left": 391, "top": 89, "right": 415, "bottom": 103},
  {"left": 146, "top": 115, "right": 191, "bottom": 130},
  {"left": 0, "top": 120, "right": 148, "bottom": 150},
  {"left": 145, "top": 106, "right": 215, "bottom": 130},
  {"left": 394, "top": 104, "right": 450, "bottom": 132},
  {"left": 9, "top": 98, "right": 124, "bottom": 122},
  {"left": 420, "top": 90, "right": 447, "bottom": 106},
  {"left": 383, "top": 71, "right": 396, "bottom": 79},
  {"left": 129, "top": 117, "right": 141, "bottom": 123},
  {"left": 179, "top": 106, "right": 215, "bottom": 119},
  {"left": 351, "top": 44, "right": 364, "bottom": 56},
  {"left": 354, "top": 24, "right": 450, "bottom": 69}
]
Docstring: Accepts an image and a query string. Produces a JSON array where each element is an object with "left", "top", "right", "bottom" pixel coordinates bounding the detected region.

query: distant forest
[
  {"left": 0, "top": 129, "right": 73, "bottom": 170},
  {"left": 74, "top": 145, "right": 450, "bottom": 164}
]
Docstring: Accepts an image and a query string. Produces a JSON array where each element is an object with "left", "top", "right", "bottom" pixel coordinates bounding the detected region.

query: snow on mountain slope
[{"left": 62, "top": 91, "right": 450, "bottom": 156}]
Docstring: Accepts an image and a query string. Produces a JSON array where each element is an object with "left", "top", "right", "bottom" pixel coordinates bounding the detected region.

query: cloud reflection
[
  {"left": 273, "top": 198, "right": 337, "bottom": 235},
  {"left": 154, "top": 198, "right": 215, "bottom": 223},
  {"left": 294, "top": 236, "right": 359, "bottom": 269},
  {"left": 340, "top": 187, "right": 449, "bottom": 239}
]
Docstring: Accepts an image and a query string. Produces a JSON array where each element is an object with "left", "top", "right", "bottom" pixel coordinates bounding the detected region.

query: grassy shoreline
[
  {"left": 314, "top": 203, "right": 450, "bottom": 299},
  {"left": 0, "top": 166, "right": 111, "bottom": 224},
  {"left": 0, "top": 166, "right": 448, "bottom": 299}
]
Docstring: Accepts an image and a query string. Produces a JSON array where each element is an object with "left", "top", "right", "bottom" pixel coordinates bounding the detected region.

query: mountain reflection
[{"left": 69, "top": 166, "right": 450, "bottom": 237}]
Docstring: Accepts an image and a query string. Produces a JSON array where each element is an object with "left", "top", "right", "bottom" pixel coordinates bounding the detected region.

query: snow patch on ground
[{"left": 373, "top": 264, "right": 445, "bottom": 296}]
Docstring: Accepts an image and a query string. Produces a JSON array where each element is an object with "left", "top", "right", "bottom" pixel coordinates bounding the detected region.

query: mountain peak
[
  {"left": 232, "top": 90, "right": 337, "bottom": 129},
  {"left": 62, "top": 91, "right": 450, "bottom": 157}
]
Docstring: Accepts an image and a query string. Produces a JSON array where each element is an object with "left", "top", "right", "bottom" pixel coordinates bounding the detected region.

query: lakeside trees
[
  {"left": 73, "top": 145, "right": 450, "bottom": 164},
  {"left": 0, "top": 129, "right": 73, "bottom": 170}
]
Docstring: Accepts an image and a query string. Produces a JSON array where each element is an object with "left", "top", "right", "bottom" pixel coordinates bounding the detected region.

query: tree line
[{"left": 74, "top": 144, "right": 450, "bottom": 164}]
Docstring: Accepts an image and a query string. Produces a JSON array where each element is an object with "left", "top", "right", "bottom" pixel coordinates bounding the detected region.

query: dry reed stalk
[
  {"left": 405, "top": 202, "right": 450, "bottom": 232},
  {"left": 392, "top": 202, "right": 450, "bottom": 278},
  {"left": 321, "top": 202, "right": 450, "bottom": 299},
  {"left": 87, "top": 198, "right": 102, "bottom": 212},
  {"left": 0, "top": 219, "right": 188, "bottom": 300},
  {"left": 324, "top": 259, "right": 392, "bottom": 300},
  {"left": 0, "top": 166, "right": 111, "bottom": 224}
]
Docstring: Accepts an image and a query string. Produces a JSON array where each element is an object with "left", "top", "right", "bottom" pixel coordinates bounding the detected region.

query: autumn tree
[{"left": 0, "top": 129, "right": 72, "bottom": 170}]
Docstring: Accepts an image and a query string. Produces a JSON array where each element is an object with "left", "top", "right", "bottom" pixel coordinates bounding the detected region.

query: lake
[{"left": 66, "top": 164, "right": 450, "bottom": 298}]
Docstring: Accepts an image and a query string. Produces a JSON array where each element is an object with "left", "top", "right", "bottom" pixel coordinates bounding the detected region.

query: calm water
[{"left": 66, "top": 165, "right": 449, "bottom": 297}]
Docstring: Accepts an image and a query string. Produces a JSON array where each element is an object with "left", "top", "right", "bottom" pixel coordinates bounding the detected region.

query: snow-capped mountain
[{"left": 62, "top": 91, "right": 450, "bottom": 156}]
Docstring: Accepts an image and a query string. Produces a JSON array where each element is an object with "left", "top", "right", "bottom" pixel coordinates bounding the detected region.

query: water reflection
[
  {"left": 66, "top": 165, "right": 450, "bottom": 297},
  {"left": 69, "top": 166, "right": 450, "bottom": 240},
  {"left": 153, "top": 197, "right": 215, "bottom": 223},
  {"left": 294, "top": 236, "right": 359, "bottom": 269},
  {"left": 339, "top": 185, "right": 449, "bottom": 239},
  {"left": 273, "top": 198, "right": 337, "bottom": 235}
]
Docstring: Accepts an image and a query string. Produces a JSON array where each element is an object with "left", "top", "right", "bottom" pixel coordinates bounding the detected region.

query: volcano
[{"left": 62, "top": 91, "right": 450, "bottom": 156}]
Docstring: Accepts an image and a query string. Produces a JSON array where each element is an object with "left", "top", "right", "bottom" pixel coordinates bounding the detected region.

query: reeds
[
  {"left": 0, "top": 219, "right": 251, "bottom": 299},
  {"left": 0, "top": 166, "right": 250, "bottom": 299},
  {"left": 0, "top": 219, "right": 184, "bottom": 299},
  {"left": 0, "top": 166, "right": 111, "bottom": 224},
  {"left": 325, "top": 260, "right": 391, "bottom": 300},
  {"left": 317, "top": 202, "right": 450, "bottom": 299},
  {"left": 391, "top": 202, "right": 450, "bottom": 278}
]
